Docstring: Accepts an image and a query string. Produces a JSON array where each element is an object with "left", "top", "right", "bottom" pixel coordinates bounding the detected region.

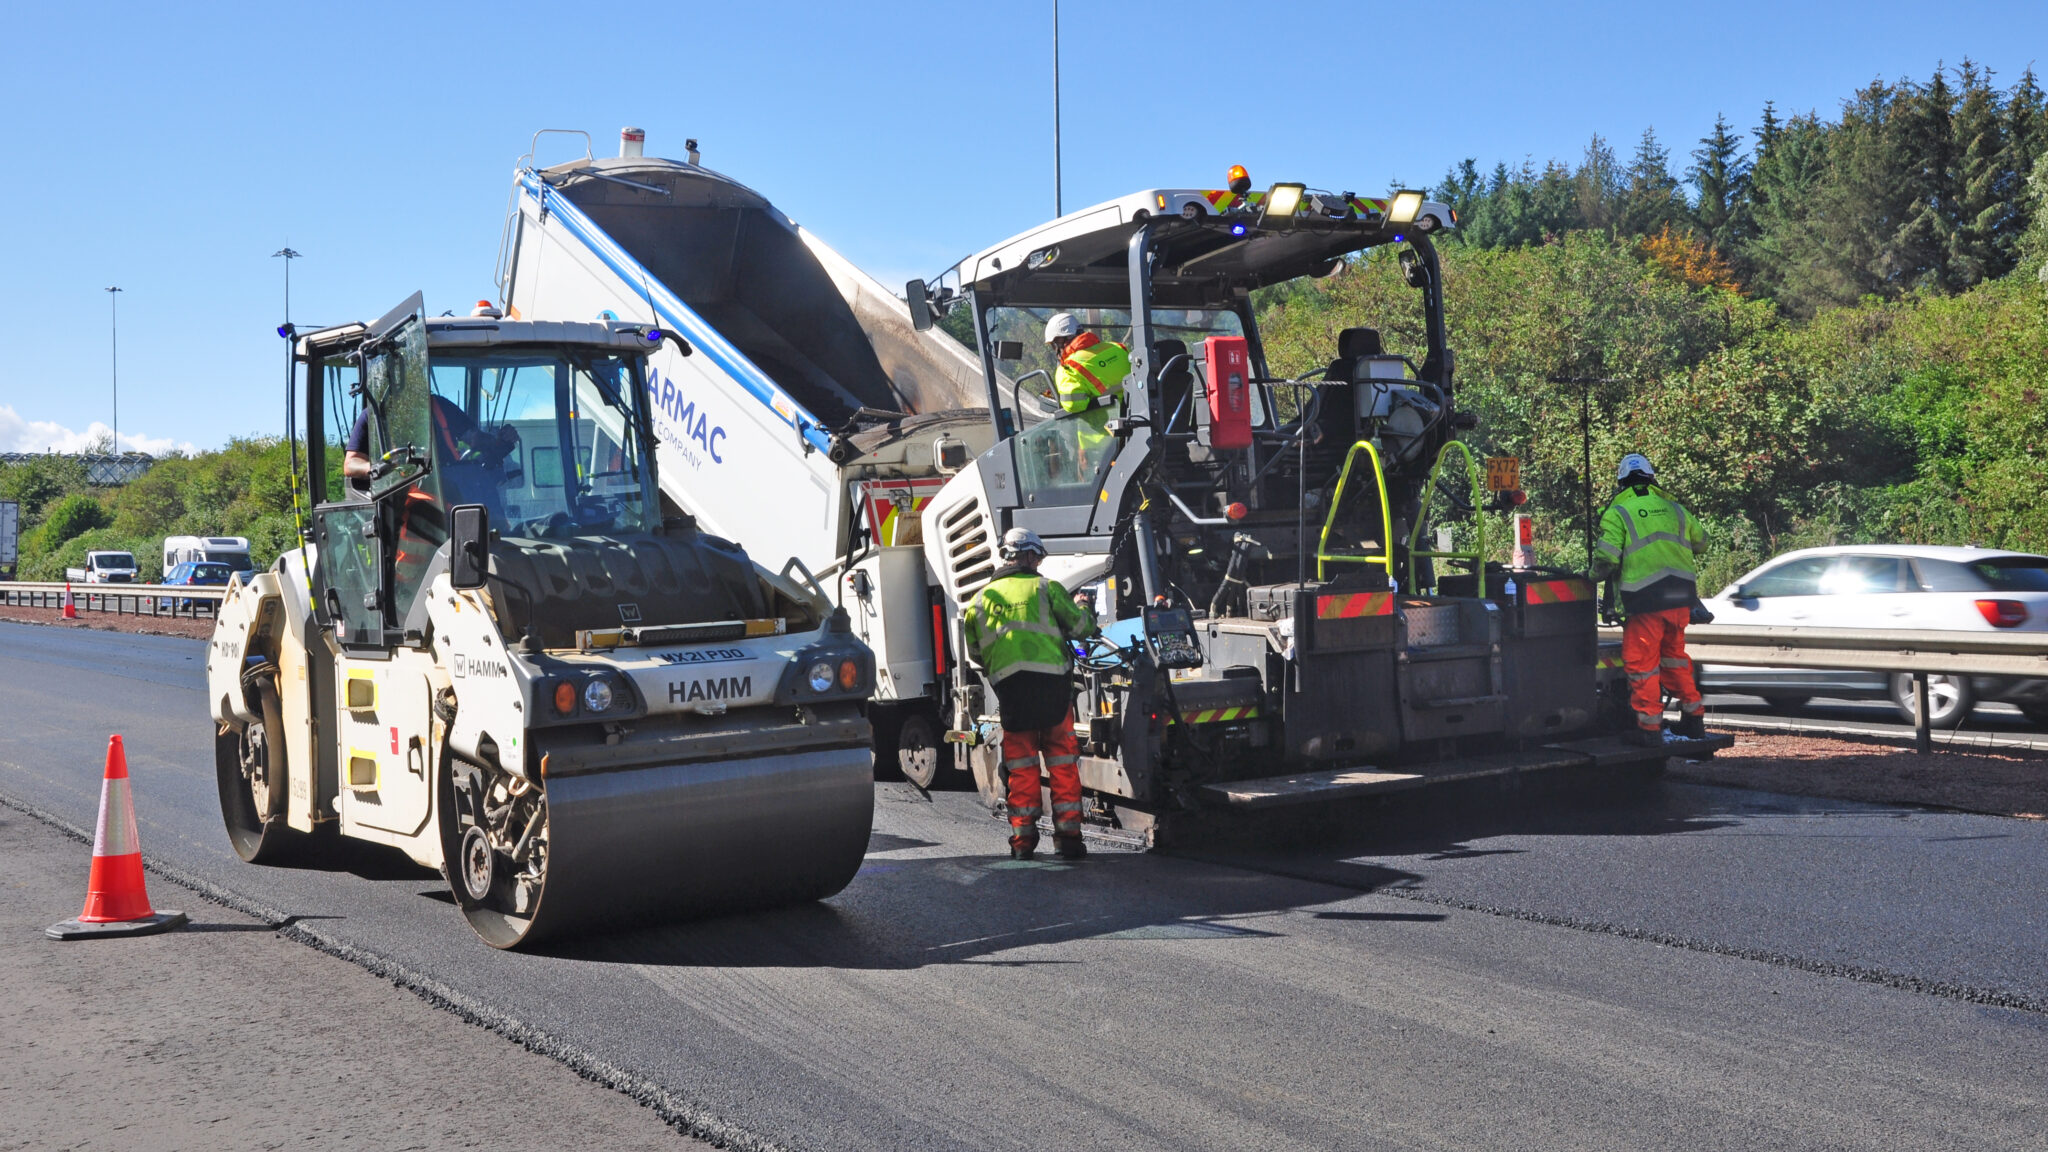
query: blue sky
[{"left": 2, "top": 1, "right": 2043, "bottom": 453}]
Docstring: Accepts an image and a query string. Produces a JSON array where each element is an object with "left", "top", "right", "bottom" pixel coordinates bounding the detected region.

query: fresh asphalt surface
[{"left": 4, "top": 621, "right": 2046, "bottom": 1151}]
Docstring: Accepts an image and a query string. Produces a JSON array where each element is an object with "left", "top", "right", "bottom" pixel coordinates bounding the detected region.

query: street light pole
[
  {"left": 1052, "top": 0, "right": 1062, "bottom": 217},
  {"left": 105, "top": 286, "right": 122, "bottom": 454},
  {"left": 273, "top": 246, "right": 301, "bottom": 327}
]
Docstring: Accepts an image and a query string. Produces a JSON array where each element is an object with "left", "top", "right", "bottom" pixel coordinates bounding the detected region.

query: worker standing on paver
[
  {"left": 1045, "top": 313, "right": 1130, "bottom": 474},
  {"left": 962, "top": 527, "right": 1100, "bottom": 861},
  {"left": 1592, "top": 454, "right": 1708, "bottom": 745}
]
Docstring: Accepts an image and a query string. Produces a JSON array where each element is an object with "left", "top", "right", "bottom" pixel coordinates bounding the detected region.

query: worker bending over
[
  {"left": 1047, "top": 312, "right": 1130, "bottom": 428},
  {"left": 962, "top": 527, "right": 1100, "bottom": 860},
  {"left": 1592, "top": 454, "right": 1707, "bottom": 745}
]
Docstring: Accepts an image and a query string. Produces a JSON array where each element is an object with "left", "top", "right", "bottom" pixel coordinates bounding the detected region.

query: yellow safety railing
[
  {"left": 1405, "top": 440, "right": 1487, "bottom": 598},
  {"left": 1316, "top": 440, "right": 1395, "bottom": 582}
]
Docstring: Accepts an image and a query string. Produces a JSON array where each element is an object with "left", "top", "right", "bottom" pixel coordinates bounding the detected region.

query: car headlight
[
  {"left": 582, "top": 677, "right": 615, "bottom": 713},
  {"left": 806, "top": 661, "right": 835, "bottom": 693}
]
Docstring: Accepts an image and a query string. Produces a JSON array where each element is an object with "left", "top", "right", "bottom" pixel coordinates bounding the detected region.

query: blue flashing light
[
  {"left": 645, "top": 328, "right": 663, "bottom": 343},
  {"left": 1392, "top": 234, "right": 1405, "bottom": 243},
  {"left": 276, "top": 324, "right": 293, "bottom": 339},
  {"left": 1229, "top": 222, "right": 1248, "bottom": 237}
]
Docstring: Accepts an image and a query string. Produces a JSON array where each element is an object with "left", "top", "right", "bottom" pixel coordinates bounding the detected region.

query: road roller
[{"left": 206, "top": 293, "right": 876, "bottom": 948}]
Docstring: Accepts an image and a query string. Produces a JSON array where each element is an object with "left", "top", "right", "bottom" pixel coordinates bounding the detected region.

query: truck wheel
[{"left": 896, "top": 712, "right": 943, "bottom": 789}]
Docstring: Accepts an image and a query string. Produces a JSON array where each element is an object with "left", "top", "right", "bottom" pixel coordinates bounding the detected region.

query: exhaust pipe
[{"left": 619, "top": 127, "right": 645, "bottom": 158}]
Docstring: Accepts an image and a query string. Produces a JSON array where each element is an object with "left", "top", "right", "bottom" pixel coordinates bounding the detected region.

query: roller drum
[{"left": 461, "top": 745, "right": 874, "bottom": 949}]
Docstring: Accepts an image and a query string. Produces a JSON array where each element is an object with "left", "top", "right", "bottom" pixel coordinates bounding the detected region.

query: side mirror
[
  {"left": 905, "top": 280, "right": 932, "bottom": 332},
  {"left": 995, "top": 340, "right": 1024, "bottom": 362},
  {"left": 1729, "top": 583, "right": 1753, "bottom": 600},
  {"left": 449, "top": 504, "right": 491, "bottom": 590},
  {"left": 1399, "top": 249, "right": 1428, "bottom": 288}
]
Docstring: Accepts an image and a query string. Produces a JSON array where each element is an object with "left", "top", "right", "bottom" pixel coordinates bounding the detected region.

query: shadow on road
[
  {"left": 1167, "top": 765, "right": 1747, "bottom": 896},
  {"left": 539, "top": 840, "right": 1380, "bottom": 971}
]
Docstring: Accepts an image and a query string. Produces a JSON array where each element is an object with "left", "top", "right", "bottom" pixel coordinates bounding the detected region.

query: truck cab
[{"left": 70, "top": 550, "right": 139, "bottom": 584}]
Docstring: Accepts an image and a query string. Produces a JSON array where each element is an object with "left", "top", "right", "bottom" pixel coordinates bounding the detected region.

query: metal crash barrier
[
  {"left": 1602, "top": 622, "right": 2048, "bottom": 753},
  {"left": 0, "top": 580, "right": 228, "bottom": 621}
]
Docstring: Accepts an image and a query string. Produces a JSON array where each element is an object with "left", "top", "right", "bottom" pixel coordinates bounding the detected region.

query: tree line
[
  {"left": 1259, "top": 63, "right": 2048, "bottom": 592},
  {"left": 1432, "top": 62, "right": 2048, "bottom": 316}
]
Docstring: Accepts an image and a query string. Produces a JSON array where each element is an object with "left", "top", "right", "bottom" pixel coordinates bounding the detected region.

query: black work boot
[
  {"left": 1627, "top": 726, "right": 1667, "bottom": 748},
  {"left": 1009, "top": 836, "right": 1038, "bottom": 861},
  {"left": 1054, "top": 833, "right": 1087, "bottom": 861},
  {"left": 1672, "top": 711, "right": 1706, "bottom": 740}
]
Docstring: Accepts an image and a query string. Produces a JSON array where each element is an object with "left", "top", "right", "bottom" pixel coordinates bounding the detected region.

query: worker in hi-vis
[
  {"left": 1045, "top": 312, "right": 1131, "bottom": 473},
  {"left": 1592, "top": 453, "right": 1708, "bottom": 745},
  {"left": 961, "top": 527, "right": 1100, "bottom": 861}
]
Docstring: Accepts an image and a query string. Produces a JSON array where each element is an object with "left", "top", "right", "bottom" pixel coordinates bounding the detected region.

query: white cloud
[{"left": 0, "top": 405, "right": 194, "bottom": 456}]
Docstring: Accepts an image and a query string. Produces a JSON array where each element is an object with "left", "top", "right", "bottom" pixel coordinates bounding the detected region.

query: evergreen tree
[
  {"left": 1948, "top": 61, "right": 2010, "bottom": 284},
  {"left": 1574, "top": 134, "right": 1620, "bottom": 234},
  {"left": 1618, "top": 127, "right": 1686, "bottom": 238},
  {"left": 1687, "top": 114, "right": 1753, "bottom": 264}
]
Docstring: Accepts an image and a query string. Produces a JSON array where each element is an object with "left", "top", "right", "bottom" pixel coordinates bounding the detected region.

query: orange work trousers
[
  {"left": 1000, "top": 711, "right": 1083, "bottom": 847},
  {"left": 1623, "top": 606, "right": 1703, "bottom": 731}
]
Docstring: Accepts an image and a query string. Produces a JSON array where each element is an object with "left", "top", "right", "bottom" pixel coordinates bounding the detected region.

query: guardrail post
[{"left": 1913, "top": 672, "right": 1932, "bottom": 754}]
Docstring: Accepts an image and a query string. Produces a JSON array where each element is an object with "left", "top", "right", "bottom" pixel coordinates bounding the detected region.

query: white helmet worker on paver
[
  {"left": 1616, "top": 453, "right": 1656, "bottom": 483},
  {"left": 1000, "top": 527, "right": 1048, "bottom": 562},
  {"left": 1043, "top": 313, "right": 1082, "bottom": 344}
]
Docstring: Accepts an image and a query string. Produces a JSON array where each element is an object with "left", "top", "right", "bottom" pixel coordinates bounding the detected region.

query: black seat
[{"left": 1322, "top": 327, "right": 1383, "bottom": 383}]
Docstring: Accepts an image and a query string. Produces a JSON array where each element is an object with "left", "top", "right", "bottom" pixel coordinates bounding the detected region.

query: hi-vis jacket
[
  {"left": 962, "top": 570, "right": 1100, "bottom": 683},
  {"left": 1054, "top": 332, "right": 1131, "bottom": 417},
  {"left": 1592, "top": 483, "right": 1706, "bottom": 614}
]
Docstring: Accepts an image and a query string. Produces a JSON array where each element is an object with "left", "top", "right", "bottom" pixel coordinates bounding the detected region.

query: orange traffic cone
[
  {"left": 61, "top": 582, "right": 78, "bottom": 619},
  {"left": 46, "top": 736, "right": 186, "bottom": 940}
]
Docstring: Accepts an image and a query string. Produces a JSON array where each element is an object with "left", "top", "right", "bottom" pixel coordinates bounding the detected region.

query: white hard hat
[
  {"left": 1000, "top": 527, "right": 1047, "bottom": 560},
  {"left": 1617, "top": 453, "right": 1656, "bottom": 482},
  {"left": 1043, "top": 313, "right": 1082, "bottom": 344}
]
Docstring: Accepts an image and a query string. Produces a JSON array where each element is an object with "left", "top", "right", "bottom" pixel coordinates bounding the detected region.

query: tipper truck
[
  {"left": 206, "top": 292, "right": 877, "bottom": 948},
  {"left": 497, "top": 129, "right": 992, "bottom": 784},
  {"left": 504, "top": 131, "right": 1725, "bottom": 838}
]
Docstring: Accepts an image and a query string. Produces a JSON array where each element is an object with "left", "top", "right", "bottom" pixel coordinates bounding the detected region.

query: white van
[{"left": 163, "top": 535, "right": 253, "bottom": 574}]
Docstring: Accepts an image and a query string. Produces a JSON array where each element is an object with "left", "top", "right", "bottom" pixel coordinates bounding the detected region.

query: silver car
[{"left": 1696, "top": 545, "right": 2048, "bottom": 727}]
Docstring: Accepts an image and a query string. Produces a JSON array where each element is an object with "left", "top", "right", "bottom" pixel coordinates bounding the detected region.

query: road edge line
[{"left": 0, "top": 787, "right": 802, "bottom": 1152}]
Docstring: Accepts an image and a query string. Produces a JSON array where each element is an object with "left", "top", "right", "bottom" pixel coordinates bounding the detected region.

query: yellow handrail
[
  {"left": 1316, "top": 440, "right": 1395, "bottom": 582},
  {"left": 1405, "top": 440, "right": 1487, "bottom": 598}
]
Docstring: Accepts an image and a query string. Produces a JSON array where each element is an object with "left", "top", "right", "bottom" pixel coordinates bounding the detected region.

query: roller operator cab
[
  {"left": 205, "top": 294, "right": 877, "bottom": 948},
  {"left": 915, "top": 179, "right": 1626, "bottom": 833}
]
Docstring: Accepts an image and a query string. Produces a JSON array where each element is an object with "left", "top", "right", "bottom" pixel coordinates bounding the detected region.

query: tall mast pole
[
  {"left": 106, "top": 287, "right": 122, "bottom": 453},
  {"left": 1053, "top": 0, "right": 1062, "bottom": 217}
]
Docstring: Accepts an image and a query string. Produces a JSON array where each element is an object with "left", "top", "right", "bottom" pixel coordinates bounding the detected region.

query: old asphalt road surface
[{"left": 3, "top": 620, "right": 2045, "bottom": 1151}]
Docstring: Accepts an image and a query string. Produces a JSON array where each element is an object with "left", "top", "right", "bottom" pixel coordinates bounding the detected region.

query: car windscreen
[
  {"left": 1971, "top": 556, "right": 2048, "bottom": 591},
  {"left": 93, "top": 553, "right": 136, "bottom": 569},
  {"left": 190, "top": 563, "right": 233, "bottom": 581},
  {"left": 202, "top": 550, "right": 252, "bottom": 570}
]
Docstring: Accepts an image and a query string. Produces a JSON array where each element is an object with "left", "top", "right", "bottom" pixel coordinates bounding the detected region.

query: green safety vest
[
  {"left": 961, "top": 570, "right": 1099, "bottom": 683},
  {"left": 1593, "top": 483, "right": 1704, "bottom": 604},
  {"left": 1054, "top": 334, "right": 1130, "bottom": 416}
]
